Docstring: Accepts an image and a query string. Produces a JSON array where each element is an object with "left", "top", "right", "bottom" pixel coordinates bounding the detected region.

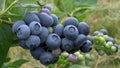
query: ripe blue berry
[
  {"left": 38, "top": 12, "right": 53, "bottom": 27},
  {"left": 74, "top": 34, "right": 86, "bottom": 49},
  {"left": 80, "top": 40, "right": 93, "bottom": 53},
  {"left": 51, "top": 14, "right": 58, "bottom": 26},
  {"left": 39, "top": 52, "right": 54, "bottom": 65},
  {"left": 86, "top": 35, "right": 93, "bottom": 44},
  {"left": 24, "top": 13, "right": 40, "bottom": 25},
  {"left": 63, "top": 17, "right": 79, "bottom": 27},
  {"left": 16, "top": 25, "right": 30, "bottom": 40},
  {"left": 43, "top": 4, "right": 52, "bottom": 11},
  {"left": 30, "top": 46, "right": 45, "bottom": 60},
  {"left": 78, "top": 22, "right": 90, "bottom": 35},
  {"left": 61, "top": 38, "right": 74, "bottom": 51},
  {"left": 46, "top": 33, "right": 61, "bottom": 50},
  {"left": 93, "top": 31, "right": 99, "bottom": 36},
  {"left": 12, "top": 20, "right": 26, "bottom": 33},
  {"left": 100, "top": 29, "right": 108, "bottom": 35},
  {"left": 25, "top": 35, "right": 41, "bottom": 49},
  {"left": 63, "top": 25, "right": 79, "bottom": 40},
  {"left": 54, "top": 24, "right": 64, "bottom": 37},
  {"left": 29, "top": 21, "right": 42, "bottom": 35},
  {"left": 107, "top": 37, "right": 115, "bottom": 44},
  {"left": 19, "top": 40, "right": 29, "bottom": 49},
  {"left": 51, "top": 57, "right": 59, "bottom": 64},
  {"left": 38, "top": 27, "right": 49, "bottom": 43}
]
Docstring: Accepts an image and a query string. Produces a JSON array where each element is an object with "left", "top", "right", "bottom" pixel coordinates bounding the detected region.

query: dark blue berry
[
  {"left": 78, "top": 22, "right": 90, "bottom": 35},
  {"left": 63, "top": 25, "right": 79, "bottom": 40}
]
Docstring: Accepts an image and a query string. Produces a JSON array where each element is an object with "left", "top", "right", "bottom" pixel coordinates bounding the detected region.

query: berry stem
[{"left": 0, "top": 19, "right": 13, "bottom": 25}]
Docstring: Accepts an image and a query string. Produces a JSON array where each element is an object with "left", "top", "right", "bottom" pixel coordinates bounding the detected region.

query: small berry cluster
[
  {"left": 93, "top": 29, "right": 118, "bottom": 56},
  {"left": 61, "top": 51, "right": 95, "bottom": 66}
]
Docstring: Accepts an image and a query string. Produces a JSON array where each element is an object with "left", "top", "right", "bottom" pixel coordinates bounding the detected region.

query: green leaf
[
  {"left": 9, "top": 59, "right": 28, "bottom": 68},
  {"left": 2, "top": 0, "right": 41, "bottom": 22},
  {"left": 0, "top": 23, "right": 17, "bottom": 67},
  {"left": 54, "top": 0, "right": 65, "bottom": 12},
  {"left": 54, "top": 0, "right": 76, "bottom": 12},
  {"left": 2, "top": 59, "right": 29, "bottom": 68},
  {"left": 73, "top": 0, "right": 97, "bottom": 7},
  {"left": 73, "top": 7, "right": 93, "bottom": 21}
]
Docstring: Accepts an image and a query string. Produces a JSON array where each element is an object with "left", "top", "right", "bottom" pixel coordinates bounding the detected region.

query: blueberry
[
  {"left": 86, "top": 35, "right": 93, "bottom": 44},
  {"left": 51, "top": 14, "right": 58, "bottom": 26},
  {"left": 46, "top": 33, "right": 61, "bottom": 50},
  {"left": 25, "top": 35, "right": 41, "bottom": 49},
  {"left": 63, "top": 25, "right": 79, "bottom": 40},
  {"left": 39, "top": 52, "right": 54, "bottom": 65},
  {"left": 24, "top": 13, "right": 40, "bottom": 25},
  {"left": 38, "top": 12, "right": 53, "bottom": 27},
  {"left": 51, "top": 57, "right": 59, "bottom": 64},
  {"left": 113, "top": 44, "right": 118, "bottom": 52},
  {"left": 16, "top": 25, "right": 30, "bottom": 40},
  {"left": 30, "top": 46, "right": 44, "bottom": 60},
  {"left": 19, "top": 40, "right": 29, "bottom": 49},
  {"left": 80, "top": 40, "right": 93, "bottom": 53},
  {"left": 99, "top": 29, "right": 108, "bottom": 35},
  {"left": 52, "top": 48, "right": 61, "bottom": 57},
  {"left": 38, "top": 27, "right": 49, "bottom": 43},
  {"left": 41, "top": 8, "right": 50, "bottom": 14},
  {"left": 107, "top": 37, "right": 115, "bottom": 44},
  {"left": 69, "top": 54, "right": 78, "bottom": 62},
  {"left": 74, "top": 34, "right": 86, "bottom": 49},
  {"left": 12, "top": 20, "right": 26, "bottom": 33},
  {"left": 54, "top": 24, "right": 64, "bottom": 37},
  {"left": 43, "top": 4, "right": 52, "bottom": 11},
  {"left": 63, "top": 17, "right": 79, "bottom": 27},
  {"left": 78, "top": 22, "right": 90, "bottom": 35},
  {"left": 61, "top": 38, "right": 74, "bottom": 51},
  {"left": 93, "top": 31, "right": 99, "bottom": 36},
  {"left": 29, "top": 21, "right": 42, "bottom": 35}
]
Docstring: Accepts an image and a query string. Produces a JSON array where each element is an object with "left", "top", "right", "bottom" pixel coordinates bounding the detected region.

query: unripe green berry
[
  {"left": 85, "top": 53, "right": 91, "bottom": 60},
  {"left": 111, "top": 46, "right": 116, "bottom": 52},
  {"left": 78, "top": 54, "right": 84, "bottom": 61},
  {"left": 74, "top": 51, "right": 80, "bottom": 56},
  {"left": 61, "top": 52, "right": 69, "bottom": 57},
  {"left": 107, "top": 41, "right": 113, "bottom": 47}
]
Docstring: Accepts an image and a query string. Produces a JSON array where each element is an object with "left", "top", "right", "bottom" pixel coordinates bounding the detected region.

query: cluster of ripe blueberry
[{"left": 11, "top": 4, "right": 103, "bottom": 65}]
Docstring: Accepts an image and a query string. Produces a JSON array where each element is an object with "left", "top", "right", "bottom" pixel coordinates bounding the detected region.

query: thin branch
[
  {"left": 0, "top": 19, "right": 13, "bottom": 25},
  {"left": 0, "top": 0, "right": 18, "bottom": 15}
]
